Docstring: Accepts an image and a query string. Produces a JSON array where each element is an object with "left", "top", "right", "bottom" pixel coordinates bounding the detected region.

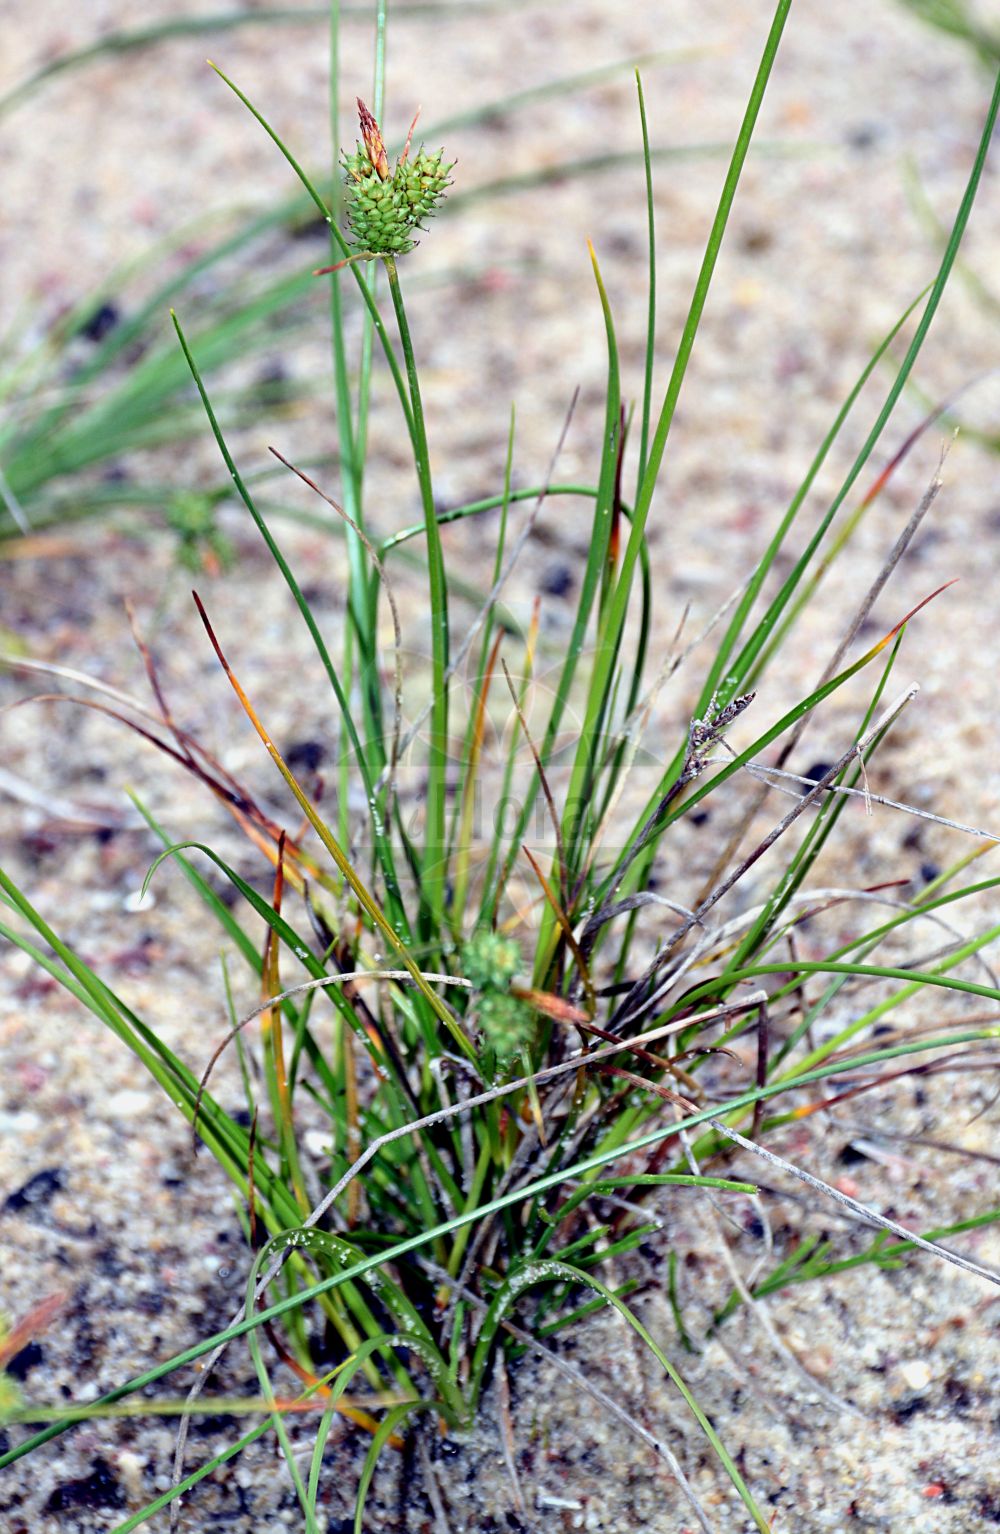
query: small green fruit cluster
[
  {"left": 166, "top": 490, "right": 234, "bottom": 574},
  {"left": 461, "top": 931, "right": 533, "bottom": 1060},
  {"left": 342, "top": 143, "right": 452, "bottom": 256},
  {"left": 462, "top": 930, "right": 521, "bottom": 990},
  {"left": 477, "top": 991, "right": 534, "bottom": 1058}
]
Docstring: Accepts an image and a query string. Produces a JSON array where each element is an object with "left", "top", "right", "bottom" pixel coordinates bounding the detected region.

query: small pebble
[
  {"left": 116, "top": 1451, "right": 146, "bottom": 1501},
  {"left": 899, "top": 1359, "right": 933, "bottom": 1392},
  {"left": 105, "top": 1088, "right": 150, "bottom": 1118}
]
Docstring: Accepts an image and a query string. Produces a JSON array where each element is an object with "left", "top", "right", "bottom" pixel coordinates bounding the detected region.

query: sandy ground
[{"left": 2, "top": 2, "right": 1000, "bottom": 1530}]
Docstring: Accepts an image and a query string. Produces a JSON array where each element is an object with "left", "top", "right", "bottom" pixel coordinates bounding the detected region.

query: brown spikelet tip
[{"left": 357, "top": 97, "right": 389, "bottom": 180}]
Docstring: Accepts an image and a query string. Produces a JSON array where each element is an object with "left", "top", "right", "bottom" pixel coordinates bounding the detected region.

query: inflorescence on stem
[{"left": 341, "top": 97, "right": 453, "bottom": 256}]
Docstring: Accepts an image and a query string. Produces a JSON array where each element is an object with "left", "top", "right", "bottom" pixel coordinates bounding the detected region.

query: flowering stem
[{"left": 384, "top": 253, "right": 449, "bottom": 934}]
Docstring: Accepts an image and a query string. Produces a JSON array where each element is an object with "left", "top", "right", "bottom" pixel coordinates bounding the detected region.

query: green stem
[
  {"left": 636, "top": 68, "right": 656, "bottom": 494},
  {"left": 328, "top": 1, "right": 387, "bottom": 820},
  {"left": 581, "top": 0, "right": 793, "bottom": 776},
  {"left": 354, "top": 2, "right": 387, "bottom": 466},
  {"left": 384, "top": 253, "right": 449, "bottom": 934}
]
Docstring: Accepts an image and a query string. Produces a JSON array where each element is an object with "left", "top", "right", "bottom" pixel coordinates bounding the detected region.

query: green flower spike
[
  {"left": 462, "top": 930, "right": 534, "bottom": 1060},
  {"left": 462, "top": 930, "right": 522, "bottom": 991},
  {"left": 342, "top": 97, "right": 453, "bottom": 257},
  {"left": 477, "top": 990, "right": 534, "bottom": 1058}
]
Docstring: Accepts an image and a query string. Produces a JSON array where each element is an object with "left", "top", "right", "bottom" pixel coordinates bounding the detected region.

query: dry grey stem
[
  {"left": 709, "top": 1120, "right": 1000, "bottom": 1289},
  {"left": 611, "top": 685, "right": 918, "bottom": 1028}
]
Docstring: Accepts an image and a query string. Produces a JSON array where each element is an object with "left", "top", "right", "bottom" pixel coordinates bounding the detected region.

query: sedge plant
[{"left": 3, "top": 5, "right": 1000, "bottom": 1530}]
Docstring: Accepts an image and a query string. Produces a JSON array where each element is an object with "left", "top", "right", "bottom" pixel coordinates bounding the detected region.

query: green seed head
[
  {"left": 477, "top": 991, "right": 534, "bottom": 1059},
  {"left": 342, "top": 100, "right": 453, "bottom": 256},
  {"left": 462, "top": 930, "right": 522, "bottom": 991}
]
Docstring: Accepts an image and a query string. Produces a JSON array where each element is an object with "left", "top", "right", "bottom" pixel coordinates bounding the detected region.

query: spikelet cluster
[
  {"left": 342, "top": 98, "right": 452, "bottom": 256},
  {"left": 462, "top": 931, "right": 533, "bottom": 1060}
]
